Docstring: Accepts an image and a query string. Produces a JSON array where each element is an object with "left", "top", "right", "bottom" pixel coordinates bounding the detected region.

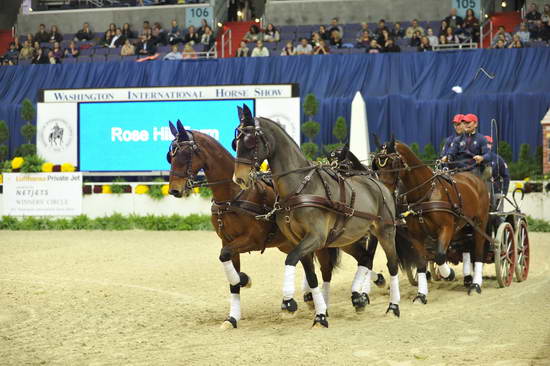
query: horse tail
[
  {"left": 328, "top": 247, "right": 341, "bottom": 269},
  {"left": 395, "top": 228, "right": 420, "bottom": 271}
]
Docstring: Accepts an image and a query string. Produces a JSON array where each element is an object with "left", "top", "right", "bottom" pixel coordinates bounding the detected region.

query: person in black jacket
[
  {"left": 183, "top": 26, "right": 200, "bottom": 45},
  {"left": 383, "top": 38, "right": 401, "bottom": 52},
  {"left": 49, "top": 25, "right": 63, "bottom": 43},
  {"left": 136, "top": 35, "right": 157, "bottom": 57},
  {"left": 35, "top": 24, "right": 50, "bottom": 43},
  {"left": 444, "top": 8, "right": 464, "bottom": 29},
  {"left": 32, "top": 48, "right": 48, "bottom": 64},
  {"left": 75, "top": 23, "right": 94, "bottom": 42}
]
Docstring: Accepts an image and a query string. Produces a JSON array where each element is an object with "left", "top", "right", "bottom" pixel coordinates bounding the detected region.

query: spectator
[
  {"left": 366, "top": 39, "right": 382, "bottom": 54},
  {"left": 32, "top": 48, "right": 48, "bottom": 64},
  {"left": 409, "top": 30, "right": 422, "bottom": 47},
  {"left": 263, "top": 23, "right": 280, "bottom": 43},
  {"left": 122, "top": 23, "right": 133, "bottom": 39},
  {"left": 164, "top": 44, "right": 183, "bottom": 60},
  {"left": 152, "top": 24, "right": 167, "bottom": 46},
  {"left": 492, "top": 26, "right": 511, "bottom": 46},
  {"left": 377, "top": 29, "right": 392, "bottom": 46},
  {"left": 530, "top": 19, "right": 547, "bottom": 40},
  {"left": 356, "top": 30, "right": 371, "bottom": 48},
  {"left": 32, "top": 41, "right": 41, "bottom": 53},
  {"left": 200, "top": 26, "right": 215, "bottom": 51},
  {"left": 374, "top": 19, "right": 389, "bottom": 38},
  {"left": 236, "top": 40, "right": 250, "bottom": 57},
  {"left": 136, "top": 34, "right": 156, "bottom": 57},
  {"left": 313, "top": 39, "right": 330, "bottom": 54},
  {"left": 444, "top": 8, "right": 464, "bottom": 29},
  {"left": 75, "top": 23, "right": 94, "bottom": 41},
  {"left": 328, "top": 17, "right": 344, "bottom": 38},
  {"left": 445, "top": 27, "right": 460, "bottom": 43},
  {"left": 391, "top": 22, "right": 405, "bottom": 39},
  {"left": 168, "top": 20, "right": 182, "bottom": 44},
  {"left": 310, "top": 32, "right": 322, "bottom": 48},
  {"left": 3, "top": 42, "right": 19, "bottom": 64},
  {"left": 508, "top": 34, "right": 523, "bottom": 48},
  {"left": 121, "top": 39, "right": 135, "bottom": 56},
  {"left": 543, "top": 4, "right": 550, "bottom": 23},
  {"left": 438, "top": 34, "right": 448, "bottom": 45},
  {"left": 525, "top": 3, "right": 542, "bottom": 26},
  {"left": 463, "top": 8, "right": 480, "bottom": 42},
  {"left": 516, "top": 23, "right": 530, "bottom": 43},
  {"left": 438, "top": 20, "right": 449, "bottom": 37},
  {"left": 106, "top": 23, "right": 117, "bottom": 37},
  {"left": 12, "top": 38, "right": 22, "bottom": 51},
  {"left": 296, "top": 37, "right": 313, "bottom": 55},
  {"left": 251, "top": 40, "right": 269, "bottom": 57},
  {"left": 19, "top": 40, "right": 34, "bottom": 60},
  {"left": 281, "top": 41, "right": 296, "bottom": 56},
  {"left": 51, "top": 41, "right": 63, "bottom": 59},
  {"left": 383, "top": 38, "right": 401, "bottom": 52},
  {"left": 318, "top": 25, "right": 330, "bottom": 41},
  {"left": 426, "top": 27, "right": 438, "bottom": 46},
  {"left": 493, "top": 39, "right": 506, "bottom": 49},
  {"left": 141, "top": 20, "right": 151, "bottom": 36},
  {"left": 356, "top": 23, "right": 372, "bottom": 40},
  {"left": 35, "top": 24, "right": 50, "bottom": 43},
  {"left": 109, "top": 29, "right": 126, "bottom": 48},
  {"left": 406, "top": 19, "right": 425, "bottom": 38},
  {"left": 48, "top": 50, "right": 60, "bottom": 64},
  {"left": 542, "top": 19, "right": 550, "bottom": 42},
  {"left": 183, "top": 26, "right": 200, "bottom": 45},
  {"left": 25, "top": 33, "right": 34, "bottom": 45},
  {"left": 64, "top": 41, "right": 80, "bottom": 58},
  {"left": 330, "top": 30, "right": 343, "bottom": 48},
  {"left": 244, "top": 24, "right": 263, "bottom": 42},
  {"left": 418, "top": 36, "right": 433, "bottom": 51},
  {"left": 197, "top": 19, "right": 209, "bottom": 38},
  {"left": 102, "top": 30, "right": 114, "bottom": 47}
]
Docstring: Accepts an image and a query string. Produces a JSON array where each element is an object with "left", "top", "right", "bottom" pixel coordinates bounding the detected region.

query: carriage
[{"left": 405, "top": 189, "right": 531, "bottom": 289}]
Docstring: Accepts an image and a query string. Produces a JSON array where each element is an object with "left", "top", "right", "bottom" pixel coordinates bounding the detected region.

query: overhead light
[
  {"left": 255, "top": 18, "right": 260, "bottom": 23},
  {"left": 29, "top": 7, "right": 32, "bottom": 11},
  {"left": 501, "top": 1, "right": 507, "bottom": 7},
  {"left": 217, "top": 22, "right": 223, "bottom": 28},
  {"left": 237, "top": 11, "right": 242, "bottom": 17},
  {"left": 485, "top": 14, "right": 489, "bottom": 18}
]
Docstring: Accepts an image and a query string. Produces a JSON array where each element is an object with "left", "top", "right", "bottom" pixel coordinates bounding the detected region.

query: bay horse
[
  {"left": 232, "top": 106, "right": 401, "bottom": 327},
  {"left": 372, "top": 137, "right": 490, "bottom": 301},
  {"left": 166, "top": 121, "right": 382, "bottom": 329}
]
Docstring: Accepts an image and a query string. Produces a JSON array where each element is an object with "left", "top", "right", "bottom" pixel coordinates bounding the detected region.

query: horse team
[{"left": 167, "top": 105, "right": 493, "bottom": 328}]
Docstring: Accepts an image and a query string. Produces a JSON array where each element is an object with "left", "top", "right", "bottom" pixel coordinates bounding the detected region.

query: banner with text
[{"left": 3, "top": 173, "right": 83, "bottom": 216}]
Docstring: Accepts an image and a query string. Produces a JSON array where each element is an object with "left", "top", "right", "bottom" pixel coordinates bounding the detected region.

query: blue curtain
[{"left": 1, "top": 47, "right": 549, "bottom": 158}]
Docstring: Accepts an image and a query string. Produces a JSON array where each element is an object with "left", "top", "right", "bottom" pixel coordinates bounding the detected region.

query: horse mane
[
  {"left": 191, "top": 130, "right": 235, "bottom": 162},
  {"left": 259, "top": 117, "right": 302, "bottom": 151},
  {"left": 395, "top": 141, "right": 433, "bottom": 175}
]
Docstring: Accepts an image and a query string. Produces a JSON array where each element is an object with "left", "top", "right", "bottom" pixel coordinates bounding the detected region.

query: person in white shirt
[
  {"left": 426, "top": 27, "right": 438, "bottom": 46},
  {"left": 251, "top": 40, "right": 269, "bottom": 57},
  {"left": 164, "top": 44, "right": 183, "bottom": 60},
  {"left": 515, "top": 23, "right": 530, "bottom": 43},
  {"left": 295, "top": 38, "right": 313, "bottom": 55}
]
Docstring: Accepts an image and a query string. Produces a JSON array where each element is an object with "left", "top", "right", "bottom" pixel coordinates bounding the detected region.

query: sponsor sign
[
  {"left": 3, "top": 173, "right": 83, "bottom": 216},
  {"left": 37, "top": 103, "right": 77, "bottom": 166}
]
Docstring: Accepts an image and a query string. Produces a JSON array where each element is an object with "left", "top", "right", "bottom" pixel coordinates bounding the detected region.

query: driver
[{"left": 440, "top": 113, "right": 464, "bottom": 158}]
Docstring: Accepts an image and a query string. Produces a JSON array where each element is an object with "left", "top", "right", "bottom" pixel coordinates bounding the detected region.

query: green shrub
[
  {"left": 526, "top": 216, "right": 550, "bottom": 232},
  {"left": 332, "top": 116, "right": 347, "bottom": 143},
  {"left": 410, "top": 143, "right": 420, "bottom": 157},
  {"left": 499, "top": 141, "right": 513, "bottom": 163},
  {"left": 323, "top": 143, "right": 344, "bottom": 155},
  {"left": 111, "top": 177, "right": 128, "bottom": 195},
  {"left": 0, "top": 145, "right": 8, "bottom": 161},
  {"left": 14, "top": 144, "right": 36, "bottom": 157},
  {"left": 422, "top": 143, "right": 437, "bottom": 162},
  {"left": 20, "top": 154, "right": 45, "bottom": 172},
  {"left": 147, "top": 178, "right": 165, "bottom": 200},
  {"left": 198, "top": 187, "right": 213, "bottom": 198},
  {"left": 301, "top": 142, "right": 318, "bottom": 160},
  {"left": 301, "top": 121, "right": 320, "bottom": 142},
  {"left": 303, "top": 93, "right": 319, "bottom": 119}
]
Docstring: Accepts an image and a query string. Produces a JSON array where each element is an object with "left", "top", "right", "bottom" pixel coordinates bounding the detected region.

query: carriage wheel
[
  {"left": 406, "top": 267, "right": 418, "bottom": 286},
  {"left": 514, "top": 219, "right": 530, "bottom": 282},
  {"left": 494, "top": 222, "right": 516, "bottom": 288},
  {"left": 429, "top": 261, "right": 441, "bottom": 281}
]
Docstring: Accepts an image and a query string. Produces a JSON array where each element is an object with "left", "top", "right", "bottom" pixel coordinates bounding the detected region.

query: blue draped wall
[{"left": 1, "top": 47, "right": 549, "bottom": 158}]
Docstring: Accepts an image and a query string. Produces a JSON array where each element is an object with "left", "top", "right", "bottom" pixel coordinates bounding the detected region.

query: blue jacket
[
  {"left": 488, "top": 152, "right": 510, "bottom": 194},
  {"left": 440, "top": 134, "right": 457, "bottom": 157},
  {"left": 447, "top": 131, "right": 491, "bottom": 168}
]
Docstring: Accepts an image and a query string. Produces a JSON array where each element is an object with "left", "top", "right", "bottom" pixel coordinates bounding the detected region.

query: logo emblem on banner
[
  {"left": 41, "top": 118, "right": 73, "bottom": 152},
  {"left": 269, "top": 114, "right": 297, "bottom": 140}
]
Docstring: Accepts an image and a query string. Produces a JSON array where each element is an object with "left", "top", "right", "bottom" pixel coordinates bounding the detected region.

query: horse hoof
[
  {"left": 426, "top": 271, "right": 432, "bottom": 281},
  {"left": 281, "top": 298, "right": 298, "bottom": 318},
  {"left": 444, "top": 268, "right": 455, "bottom": 281},
  {"left": 467, "top": 283, "right": 482, "bottom": 296},
  {"left": 303, "top": 292, "right": 315, "bottom": 310},
  {"left": 374, "top": 273, "right": 386, "bottom": 288},
  {"left": 463, "top": 275, "right": 473, "bottom": 287},
  {"left": 239, "top": 272, "right": 251, "bottom": 288},
  {"left": 412, "top": 293, "right": 428, "bottom": 305},
  {"left": 220, "top": 316, "right": 237, "bottom": 330},
  {"left": 385, "top": 303, "right": 400, "bottom": 318},
  {"left": 312, "top": 314, "right": 328, "bottom": 328}
]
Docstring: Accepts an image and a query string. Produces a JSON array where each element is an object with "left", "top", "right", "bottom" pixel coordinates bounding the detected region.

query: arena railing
[
  {"left": 433, "top": 40, "right": 478, "bottom": 52},
  {"left": 220, "top": 28, "right": 232, "bottom": 58},
  {"left": 480, "top": 17, "right": 493, "bottom": 49}
]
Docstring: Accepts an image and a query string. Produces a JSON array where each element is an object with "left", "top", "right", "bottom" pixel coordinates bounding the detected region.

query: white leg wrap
[
  {"left": 229, "top": 293, "right": 241, "bottom": 321},
  {"left": 463, "top": 252, "right": 472, "bottom": 276},
  {"left": 282, "top": 265, "right": 296, "bottom": 300},
  {"left": 417, "top": 272, "right": 428, "bottom": 295},
  {"left": 473, "top": 262, "right": 483, "bottom": 285},
  {"left": 222, "top": 260, "right": 240, "bottom": 286},
  {"left": 389, "top": 275, "right": 400, "bottom": 304},
  {"left": 322, "top": 282, "right": 330, "bottom": 308},
  {"left": 302, "top": 276, "right": 311, "bottom": 293},
  {"left": 438, "top": 263, "right": 451, "bottom": 278},
  {"left": 361, "top": 269, "right": 372, "bottom": 294},
  {"left": 351, "top": 265, "right": 369, "bottom": 293},
  {"left": 311, "top": 287, "right": 327, "bottom": 315}
]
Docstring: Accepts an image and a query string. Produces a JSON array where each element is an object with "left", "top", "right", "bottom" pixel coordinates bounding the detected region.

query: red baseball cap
[
  {"left": 484, "top": 135, "right": 493, "bottom": 144},
  {"left": 452, "top": 114, "right": 464, "bottom": 123},
  {"left": 464, "top": 114, "right": 478, "bottom": 123}
]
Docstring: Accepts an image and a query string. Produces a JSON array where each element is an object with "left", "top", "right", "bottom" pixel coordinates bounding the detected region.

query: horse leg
[
  {"left": 412, "top": 258, "right": 429, "bottom": 305},
  {"left": 301, "top": 254, "right": 329, "bottom": 328},
  {"left": 219, "top": 245, "right": 251, "bottom": 329},
  {"left": 373, "top": 225, "right": 401, "bottom": 317},
  {"left": 434, "top": 225, "right": 456, "bottom": 281},
  {"left": 316, "top": 248, "right": 335, "bottom": 313},
  {"left": 342, "top": 240, "right": 373, "bottom": 313},
  {"left": 363, "top": 235, "right": 386, "bottom": 288},
  {"left": 468, "top": 224, "right": 487, "bottom": 295}
]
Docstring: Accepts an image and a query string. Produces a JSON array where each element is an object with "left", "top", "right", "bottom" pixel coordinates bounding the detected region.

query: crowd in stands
[
  {"left": 34, "top": 0, "right": 208, "bottom": 12},
  {"left": 1, "top": 19, "right": 216, "bottom": 66}
]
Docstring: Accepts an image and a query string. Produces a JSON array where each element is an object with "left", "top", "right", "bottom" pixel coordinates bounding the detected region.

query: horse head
[{"left": 167, "top": 119, "right": 202, "bottom": 198}]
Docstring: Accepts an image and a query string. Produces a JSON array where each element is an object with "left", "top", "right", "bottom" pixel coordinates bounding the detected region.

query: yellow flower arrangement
[
  {"left": 135, "top": 185, "right": 149, "bottom": 194},
  {"left": 0, "top": 174, "right": 3, "bottom": 184},
  {"left": 523, "top": 177, "right": 530, "bottom": 182},
  {"left": 61, "top": 163, "right": 76, "bottom": 172},
  {"left": 102, "top": 185, "right": 112, "bottom": 194},
  {"left": 161, "top": 184, "right": 170, "bottom": 195},
  {"left": 11, "top": 157, "right": 24, "bottom": 170},
  {"left": 515, "top": 182, "right": 524, "bottom": 190},
  {"left": 41, "top": 162, "right": 54, "bottom": 172}
]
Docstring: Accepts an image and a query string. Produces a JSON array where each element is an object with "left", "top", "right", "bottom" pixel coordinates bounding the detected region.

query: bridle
[
  {"left": 372, "top": 145, "right": 410, "bottom": 191},
  {"left": 167, "top": 131, "right": 203, "bottom": 192},
  {"left": 232, "top": 118, "right": 272, "bottom": 181}
]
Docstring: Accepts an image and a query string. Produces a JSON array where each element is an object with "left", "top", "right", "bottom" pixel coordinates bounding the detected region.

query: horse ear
[
  {"left": 237, "top": 106, "right": 244, "bottom": 123},
  {"left": 372, "top": 133, "right": 382, "bottom": 150},
  {"left": 176, "top": 120, "right": 189, "bottom": 141},
  {"left": 342, "top": 143, "right": 349, "bottom": 155},
  {"left": 242, "top": 104, "right": 254, "bottom": 126},
  {"left": 169, "top": 121, "right": 178, "bottom": 137},
  {"left": 389, "top": 134, "right": 396, "bottom": 152}
]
